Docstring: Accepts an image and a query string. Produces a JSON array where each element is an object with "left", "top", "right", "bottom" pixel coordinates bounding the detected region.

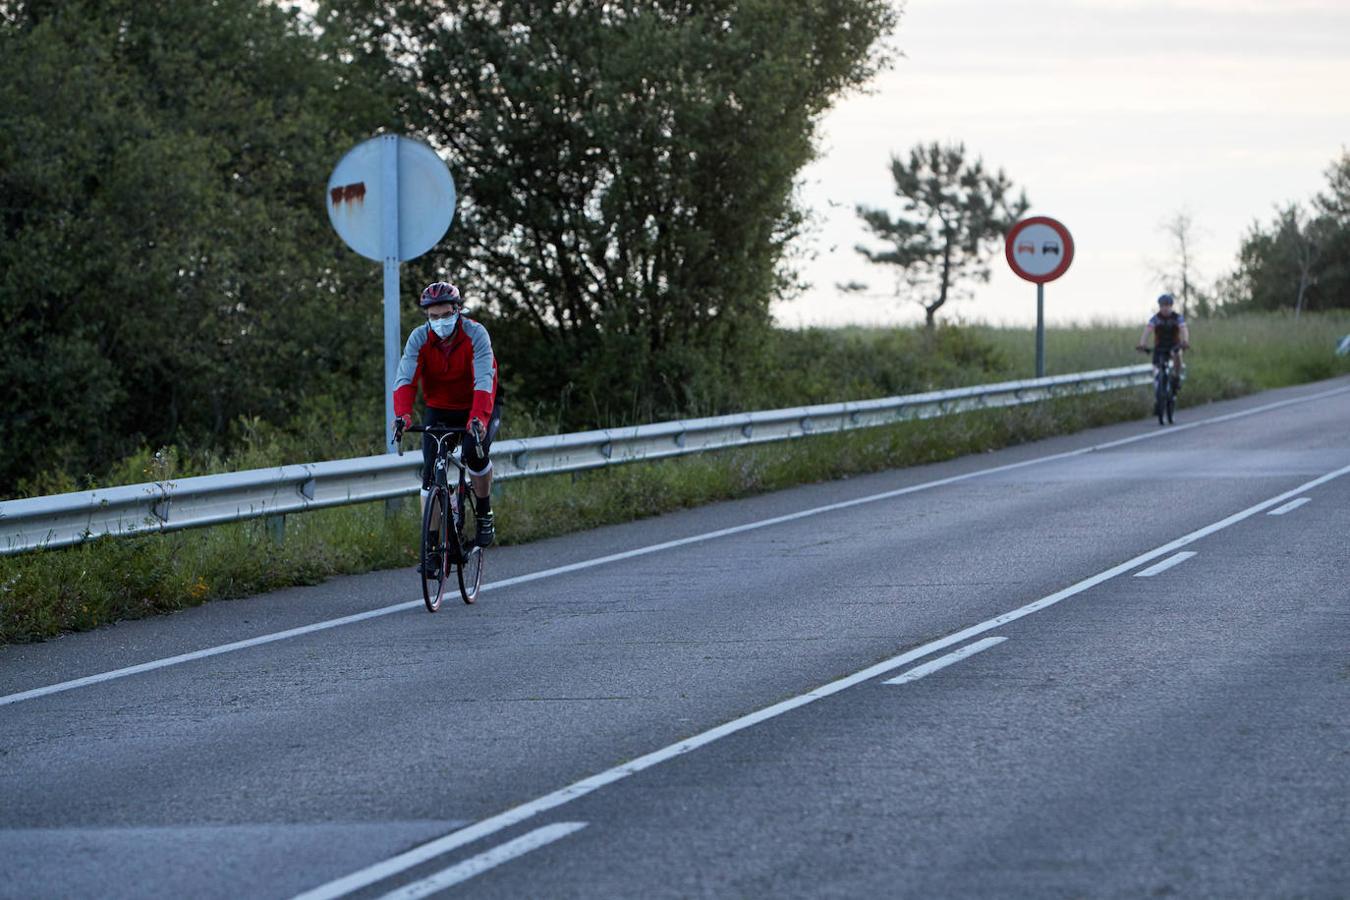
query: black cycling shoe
[
  {"left": 418, "top": 536, "right": 443, "bottom": 577},
  {"left": 474, "top": 511, "right": 495, "bottom": 548}
]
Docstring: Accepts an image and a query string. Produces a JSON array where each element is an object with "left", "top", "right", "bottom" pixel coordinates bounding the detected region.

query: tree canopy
[
  {"left": 0, "top": 0, "right": 394, "bottom": 492},
  {"left": 1223, "top": 150, "right": 1350, "bottom": 316},
  {"left": 1, "top": 0, "right": 897, "bottom": 493},
  {"left": 319, "top": 0, "right": 898, "bottom": 421},
  {"left": 854, "top": 142, "right": 1028, "bottom": 328}
]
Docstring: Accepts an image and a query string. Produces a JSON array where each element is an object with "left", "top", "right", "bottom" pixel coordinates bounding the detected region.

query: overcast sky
[{"left": 777, "top": 0, "right": 1350, "bottom": 329}]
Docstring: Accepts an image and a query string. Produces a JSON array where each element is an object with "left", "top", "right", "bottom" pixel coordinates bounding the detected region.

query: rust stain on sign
[{"left": 330, "top": 182, "right": 367, "bottom": 206}]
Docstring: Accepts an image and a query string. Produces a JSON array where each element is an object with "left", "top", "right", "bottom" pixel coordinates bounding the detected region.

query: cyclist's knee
[{"left": 463, "top": 441, "right": 492, "bottom": 477}]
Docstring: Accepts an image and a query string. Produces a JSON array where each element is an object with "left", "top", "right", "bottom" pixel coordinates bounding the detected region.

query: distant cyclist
[
  {"left": 392, "top": 282, "right": 500, "bottom": 547},
  {"left": 1136, "top": 293, "right": 1190, "bottom": 394}
]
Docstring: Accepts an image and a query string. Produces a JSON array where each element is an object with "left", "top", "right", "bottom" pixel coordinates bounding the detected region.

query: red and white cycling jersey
[{"left": 392, "top": 317, "right": 497, "bottom": 424}]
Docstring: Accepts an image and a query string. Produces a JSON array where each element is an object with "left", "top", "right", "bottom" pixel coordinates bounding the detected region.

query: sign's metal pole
[
  {"left": 381, "top": 135, "right": 401, "bottom": 453},
  {"left": 1035, "top": 282, "right": 1045, "bottom": 378}
]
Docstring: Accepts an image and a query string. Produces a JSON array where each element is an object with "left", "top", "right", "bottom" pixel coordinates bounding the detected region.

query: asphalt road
[{"left": 2, "top": 377, "right": 1348, "bottom": 899}]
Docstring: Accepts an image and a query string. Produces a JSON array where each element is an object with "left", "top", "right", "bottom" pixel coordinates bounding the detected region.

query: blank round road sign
[
  {"left": 1006, "top": 217, "right": 1074, "bottom": 283},
  {"left": 326, "top": 135, "right": 456, "bottom": 262}
]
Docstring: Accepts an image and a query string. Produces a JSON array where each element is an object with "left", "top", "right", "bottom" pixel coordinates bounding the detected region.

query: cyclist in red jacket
[{"left": 392, "top": 282, "right": 500, "bottom": 547}]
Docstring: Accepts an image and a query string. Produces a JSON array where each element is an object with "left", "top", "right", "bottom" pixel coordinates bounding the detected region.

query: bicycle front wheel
[
  {"left": 1155, "top": 378, "right": 1168, "bottom": 426},
  {"left": 421, "top": 488, "right": 450, "bottom": 613},
  {"left": 454, "top": 482, "right": 483, "bottom": 604},
  {"left": 458, "top": 545, "right": 484, "bottom": 605}
]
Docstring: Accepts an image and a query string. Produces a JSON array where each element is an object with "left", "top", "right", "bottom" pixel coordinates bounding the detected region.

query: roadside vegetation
[
  {"left": 3, "top": 312, "right": 1347, "bottom": 644},
  {"left": 4, "top": 5, "right": 1348, "bottom": 643}
]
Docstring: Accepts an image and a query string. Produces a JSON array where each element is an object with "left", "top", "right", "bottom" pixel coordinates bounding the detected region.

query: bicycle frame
[
  {"left": 1149, "top": 350, "right": 1180, "bottom": 426},
  {"left": 1138, "top": 345, "right": 1182, "bottom": 391},
  {"left": 394, "top": 422, "right": 486, "bottom": 608},
  {"left": 404, "top": 425, "right": 471, "bottom": 563},
  {"left": 1152, "top": 350, "right": 1180, "bottom": 380}
]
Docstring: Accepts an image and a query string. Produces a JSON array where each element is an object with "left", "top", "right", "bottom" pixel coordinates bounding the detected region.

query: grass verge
[{"left": 3, "top": 313, "right": 1347, "bottom": 643}]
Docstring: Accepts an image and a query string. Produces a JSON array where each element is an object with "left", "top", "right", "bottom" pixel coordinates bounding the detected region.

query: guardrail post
[
  {"left": 385, "top": 498, "right": 403, "bottom": 519},
  {"left": 265, "top": 514, "right": 286, "bottom": 545}
]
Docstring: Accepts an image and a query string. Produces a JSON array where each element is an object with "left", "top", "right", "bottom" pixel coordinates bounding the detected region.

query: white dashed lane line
[
  {"left": 374, "top": 823, "right": 589, "bottom": 900},
  {"left": 1133, "top": 551, "right": 1198, "bottom": 578},
  {"left": 882, "top": 637, "right": 1008, "bottom": 685},
  {"left": 1267, "top": 497, "right": 1311, "bottom": 516}
]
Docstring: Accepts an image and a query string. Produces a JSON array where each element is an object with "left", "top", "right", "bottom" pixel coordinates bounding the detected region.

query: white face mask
[{"left": 428, "top": 313, "right": 458, "bottom": 338}]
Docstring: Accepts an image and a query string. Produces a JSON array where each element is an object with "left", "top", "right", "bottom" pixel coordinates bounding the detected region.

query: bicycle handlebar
[
  {"left": 390, "top": 423, "right": 471, "bottom": 457},
  {"left": 404, "top": 425, "right": 468, "bottom": 435}
]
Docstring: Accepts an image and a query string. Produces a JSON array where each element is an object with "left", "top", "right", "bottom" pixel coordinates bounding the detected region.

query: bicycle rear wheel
[
  {"left": 1166, "top": 391, "right": 1176, "bottom": 424},
  {"left": 421, "top": 488, "right": 450, "bottom": 613}
]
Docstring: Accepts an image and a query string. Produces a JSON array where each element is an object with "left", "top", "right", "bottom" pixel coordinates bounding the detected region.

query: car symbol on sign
[
  {"left": 1042, "top": 242, "right": 1060, "bottom": 255},
  {"left": 1017, "top": 242, "right": 1035, "bottom": 254}
]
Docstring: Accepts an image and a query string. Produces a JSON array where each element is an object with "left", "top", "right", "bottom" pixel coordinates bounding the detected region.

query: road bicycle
[
  {"left": 1139, "top": 346, "right": 1182, "bottom": 426},
  {"left": 394, "top": 423, "right": 484, "bottom": 610}
]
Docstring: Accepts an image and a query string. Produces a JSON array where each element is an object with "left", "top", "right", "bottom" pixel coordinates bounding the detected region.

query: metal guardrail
[{"left": 0, "top": 365, "right": 1151, "bottom": 556}]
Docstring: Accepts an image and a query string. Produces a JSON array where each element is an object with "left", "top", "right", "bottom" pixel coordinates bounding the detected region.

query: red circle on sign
[{"left": 1005, "top": 216, "right": 1074, "bottom": 284}]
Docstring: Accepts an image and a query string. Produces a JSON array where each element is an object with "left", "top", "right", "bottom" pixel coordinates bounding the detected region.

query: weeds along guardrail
[{"left": 0, "top": 365, "right": 1151, "bottom": 555}]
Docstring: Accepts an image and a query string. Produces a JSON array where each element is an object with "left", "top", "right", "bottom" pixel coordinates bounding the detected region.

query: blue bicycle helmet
[
  {"left": 1157, "top": 293, "right": 1175, "bottom": 306},
  {"left": 419, "top": 282, "right": 462, "bottom": 308}
]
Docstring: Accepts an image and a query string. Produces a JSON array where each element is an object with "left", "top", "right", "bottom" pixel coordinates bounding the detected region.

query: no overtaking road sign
[{"left": 1005, "top": 216, "right": 1073, "bottom": 284}]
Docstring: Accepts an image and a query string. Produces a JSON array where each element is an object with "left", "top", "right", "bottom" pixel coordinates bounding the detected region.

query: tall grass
[
  {"left": 3, "top": 312, "right": 1347, "bottom": 643},
  {"left": 972, "top": 311, "right": 1350, "bottom": 396}
]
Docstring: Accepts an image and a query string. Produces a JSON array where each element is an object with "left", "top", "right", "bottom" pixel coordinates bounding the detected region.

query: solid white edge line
[
  {"left": 0, "top": 602, "right": 422, "bottom": 707},
  {"left": 1133, "top": 551, "right": 1198, "bottom": 578},
  {"left": 375, "top": 823, "right": 588, "bottom": 900},
  {"left": 1267, "top": 497, "right": 1311, "bottom": 516},
  {"left": 882, "top": 637, "right": 1008, "bottom": 685},
  {"left": 6, "top": 381, "right": 1349, "bottom": 709},
  {"left": 289, "top": 460, "right": 1350, "bottom": 900}
]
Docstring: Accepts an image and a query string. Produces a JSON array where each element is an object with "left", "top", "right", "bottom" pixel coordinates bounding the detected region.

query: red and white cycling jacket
[{"left": 392, "top": 317, "right": 497, "bottom": 425}]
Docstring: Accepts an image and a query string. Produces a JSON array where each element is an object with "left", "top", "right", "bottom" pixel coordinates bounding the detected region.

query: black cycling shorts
[{"left": 421, "top": 400, "right": 502, "bottom": 488}]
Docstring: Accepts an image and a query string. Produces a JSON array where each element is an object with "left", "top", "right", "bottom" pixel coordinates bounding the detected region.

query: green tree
[
  {"left": 1226, "top": 205, "right": 1337, "bottom": 315},
  {"left": 1309, "top": 149, "right": 1350, "bottom": 309},
  {"left": 0, "top": 0, "right": 393, "bottom": 493},
  {"left": 854, "top": 142, "right": 1029, "bottom": 329},
  {"left": 318, "top": 0, "right": 897, "bottom": 424},
  {"left": 1223, "top": 150, "right": 1350, "bottom": 315}
]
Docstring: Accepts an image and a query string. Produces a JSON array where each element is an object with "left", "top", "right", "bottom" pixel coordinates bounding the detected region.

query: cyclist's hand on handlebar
[
  {"left": 1136, "top": 344, "right": 1149, "bottom": 353},
  {"left": 392, "top": 414, "right": 411, "bottom": 438},
  {"left": 468, "top": 417, "right": 486, "bottom": 442}
]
